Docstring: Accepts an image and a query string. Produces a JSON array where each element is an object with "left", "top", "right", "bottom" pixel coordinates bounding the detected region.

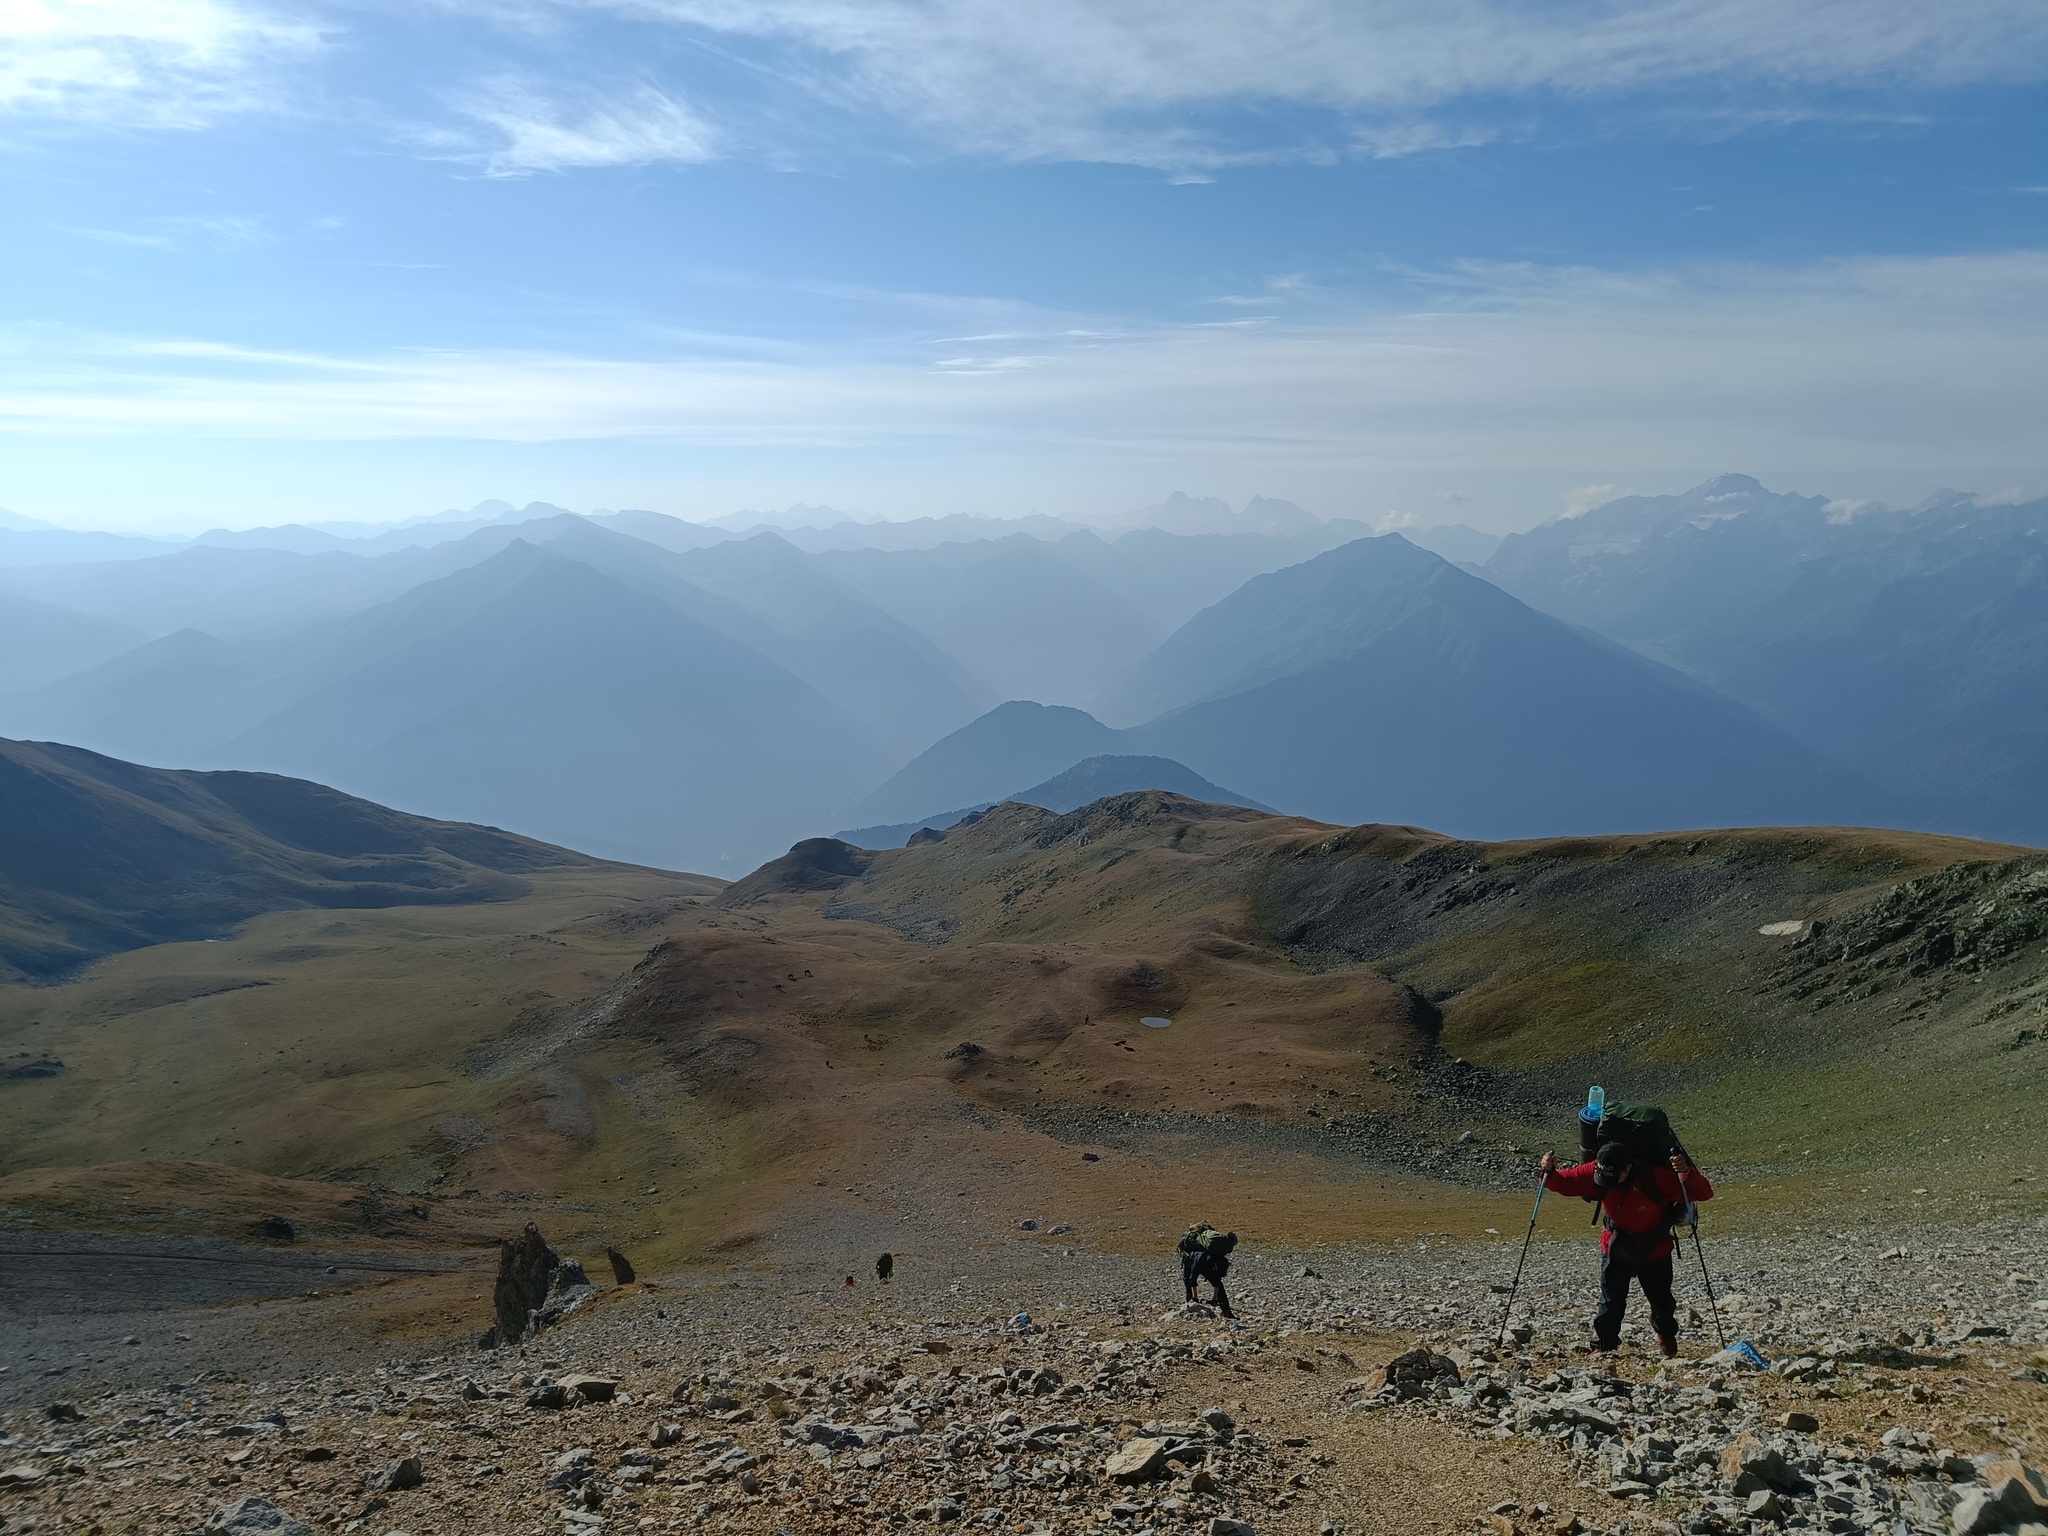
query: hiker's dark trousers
[
  {"left": 1184, "top": 1255, "right": 1232, "bottom": 1317},
  {"left": 1594, "top": 1248, "right": 1676, "bottom": 1347}
]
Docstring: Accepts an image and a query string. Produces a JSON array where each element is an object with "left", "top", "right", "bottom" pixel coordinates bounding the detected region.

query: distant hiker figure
[
  {"left": 1177, "top": 1223, "right": 1237, "bottom": 1317},
  {"left": 876, "top": 1252, "right": 894, "bottom": 1284},
  {"left": 844, "top": 1275, "right": 856, "bottom": 1288},
  {"left": 1540, "top": 1140, "right": 1712, "bottom": 1355}
]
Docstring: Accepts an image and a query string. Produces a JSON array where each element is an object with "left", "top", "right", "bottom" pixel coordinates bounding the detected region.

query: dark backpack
[
  {"left": 1178, "top": 1225, "right": 1237, "bottom": 1257},
  {"left": 1596, "top": 1102, "right": 1686, "bottom": 1166}
]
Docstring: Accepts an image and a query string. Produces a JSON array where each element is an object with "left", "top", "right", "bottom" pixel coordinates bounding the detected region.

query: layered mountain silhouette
[
  {"left": 0, "top": 593, "right": 148, "bottom": 693},
  {"left": 4, "top": 480, "right": 2038, "bottom": 870},
  {"left": 838, "top": 752, "right": 1271, "bottom": 847},
  {"left": 867, "top": 534, "right": 1880, "bottom": 839},
  {"left": 2, "top": 539, "right": 891, "bottom": 872},
  {"left": 1485, "top": 476, "right": 2048, "bottom": 843},
  {"left": 0, "top": 737, "right": 586, "bottom": 981}
]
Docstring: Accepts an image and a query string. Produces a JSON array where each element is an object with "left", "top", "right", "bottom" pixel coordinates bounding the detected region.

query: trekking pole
[
  {"left": 1687, "top": 1205, "right": 1728, "bottom": 1351},
  {"left": 1496, "top": 1164, "right": 1549, "bottom": 1350}
]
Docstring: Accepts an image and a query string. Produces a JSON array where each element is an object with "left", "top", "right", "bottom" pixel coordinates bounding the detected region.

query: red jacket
[{"left": 1543, "top": 1159, "right": 1714, "bottom": 1262}]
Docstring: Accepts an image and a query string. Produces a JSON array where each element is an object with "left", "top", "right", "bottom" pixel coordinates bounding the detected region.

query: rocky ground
[{"left": 2, "top": 1215, "right": 2044, "bottom": 1536}]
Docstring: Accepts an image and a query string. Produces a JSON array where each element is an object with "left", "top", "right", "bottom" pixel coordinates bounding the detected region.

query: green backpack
[
  {"left": 1179, "top": 1224, "right": 1237, "bottom": 1257},
  {"left": 1596, "top": 1102, "right": 1686, "bottom": 1166}
]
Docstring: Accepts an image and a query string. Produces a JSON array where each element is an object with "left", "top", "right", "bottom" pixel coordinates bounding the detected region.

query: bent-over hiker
[
  {"left": 1540, "top": 1143, "right": 1712, "bottom": 1355},
  {"left": 1177, "top": 1223, "right": 1237, "bottom": 1317}
]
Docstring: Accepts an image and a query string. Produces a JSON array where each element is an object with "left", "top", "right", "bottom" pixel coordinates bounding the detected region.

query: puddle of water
[{"left": 1140, "top": 1016, "right": 1172, "bottom": 1029}]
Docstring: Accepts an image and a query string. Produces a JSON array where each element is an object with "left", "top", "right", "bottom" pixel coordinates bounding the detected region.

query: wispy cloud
[
  {"left": 445, "top": 77, "right": 720, "bottom": 174},
  {"left": 61, "top": 213, "right": 269, "bottom": 249},
  {"left": 0, "top": 0, "right": 317, "bottom": 130},
  {"left": 568, "top": 0, "right": 2048, "bottom": 166},
  {"left": 3, "top": 253, "right": 2042, "bottom": 502}
]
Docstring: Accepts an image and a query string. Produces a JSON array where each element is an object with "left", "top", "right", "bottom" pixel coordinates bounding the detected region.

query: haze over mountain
[
  {"left": 865, "top": 532, "right": 1880, "bottom": 841},
  {"left": 0, "top": 479, "right": 2041, "bottom": 868},
  {"left": 1484, "top": 475, "right": 2048, "bottom": 844}
]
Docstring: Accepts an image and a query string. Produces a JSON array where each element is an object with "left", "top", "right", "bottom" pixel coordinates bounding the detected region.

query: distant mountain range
[
  {"left": 1, "top": 478, "right": 2042, "bottom": 868},
  {"left": 1482, "top": 475, "right": 2048, "bottom": 845},
  {"left": 860, "top": 533, "right": 1880, "bottom": 841},
  {"left": 0, "top": 737, "right": 588, "bottom": 982}
]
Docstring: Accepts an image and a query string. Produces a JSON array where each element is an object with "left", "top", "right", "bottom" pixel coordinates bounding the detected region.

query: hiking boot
[
  {"left": 1657, "top": 1335, "right": 1678, "bottom": 1358},
  {"left": 1583, "top": 1339, "right": 1618, "bottom": 1354}
]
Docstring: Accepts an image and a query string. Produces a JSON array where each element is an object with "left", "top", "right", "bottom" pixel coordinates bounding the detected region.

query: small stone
[
  {"left": 203, "top": 1498, "right": 316, "bottom": 1536},
  {"left": 43, "top": 1402, "right": 81, "bottom": 1422},
  {"left": 1778, "top": 1411, "right": 1819, "bottom": 1433},
  {"left": 1106, "top": 1438, "right": 1167, "bottom": 1483},
  {"left": 1208, "top": 1520, "right": 1255, "bottom": 1536},
  {"left": 1744, "top": 1489, "right": 1785, "bottom": 1523},
  {"left": 376, "top": 1455, "right": 425, "bottom": 1492},
  {"left": 0, "top": 1465, "right": 46, "bottom": 1489},
  {"left": 560, "top": 1373, "right": 618, "bottom": 1403},
  {"left": 650, "top": 1423, "right": 684, "bottom": 1447},
  {"left": 1199, "top": 1406, "right": 1236, "bottom": 1432}
]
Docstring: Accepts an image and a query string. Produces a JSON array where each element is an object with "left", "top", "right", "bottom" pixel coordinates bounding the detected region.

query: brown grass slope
[{"left": 5, "top": 791, "right": 2045, "bottom": 1274}]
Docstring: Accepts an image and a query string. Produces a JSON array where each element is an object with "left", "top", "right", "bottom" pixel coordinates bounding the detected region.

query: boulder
[
  {"left": 1720, "top": 1432, "right": 1802, "bottom": 1494},
  {"left": 1744, "top": 1490, "right": 1785, "bottom": 1523},
  {"left": 1954, "top": 1472, "right": 2048, "bottom": 1536},
  {"left": 1370, "top": 1349, "right": 1462, "bottom": 1399},
  {"left": 375, "top": 1455, "right": 424, "bottom": 1492},
  {"left": 606, "top": 1246, "right": 636, "bottom": 1285},
  {"left": 1208, "top": 1520, "right": 1255, "bottom": 1536},
  {"left": 493, "top": 1223, "right": 559, "bottom": 1345},
  {"left": 204, "top": 1500, "right": 315, "bottom": 1536},
  {"left": 1106, "top": 1438, "right": 1167, "bottom": 1483},
  {"left": 560, "top": 1373, "right": 618, "bottom": 1404}
]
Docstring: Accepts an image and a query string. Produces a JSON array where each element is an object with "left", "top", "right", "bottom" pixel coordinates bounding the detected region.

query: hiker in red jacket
[{"left": 1539, "top": 1142, "right": 1714, "bottom": 1356}]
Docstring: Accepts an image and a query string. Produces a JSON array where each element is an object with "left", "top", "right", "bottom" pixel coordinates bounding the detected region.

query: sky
[{"left": 1, "top": 0, "right": 2045, "bottom": 534}]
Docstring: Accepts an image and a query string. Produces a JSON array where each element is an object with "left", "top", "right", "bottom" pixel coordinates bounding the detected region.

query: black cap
[{"left": 1594, "top": 1141, "right": 1633, "bottom": 1178}]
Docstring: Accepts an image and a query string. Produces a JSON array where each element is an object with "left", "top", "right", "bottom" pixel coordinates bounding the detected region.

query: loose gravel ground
[{"left": 2, "top": 1212, "right": 2043, "bottom": 1536}]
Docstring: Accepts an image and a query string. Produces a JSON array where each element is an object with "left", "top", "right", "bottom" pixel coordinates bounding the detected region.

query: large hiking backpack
[
  {"left": 1579, "top": 1101, "right": 1687, "bottom": 1165},
  {"left": 1179, "top": 1225, "right": 1237, "bottom": 1257}
]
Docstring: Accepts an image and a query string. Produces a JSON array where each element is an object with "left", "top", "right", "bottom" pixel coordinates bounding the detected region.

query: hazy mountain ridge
[
  {"left": 0, "top": 737, "right": 592, "bottom": 982},
  {"left": 869, "top": 532, "right": 1880, "bottom": 841},
  {"left": 1484, "top": 476, "right": 2048, "bottom": 843},
  {"left": 1, "top": 477, "right": 2041, "bottom": 868}
]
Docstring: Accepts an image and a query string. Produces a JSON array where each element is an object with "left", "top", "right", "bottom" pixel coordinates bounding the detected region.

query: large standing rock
[
  {"left": 606, "top": 1246, "right": 636, "bottom": 1284},
  {"left": 493, "top": 1223, "right": 559, "bottom": 1344},
  {"left": 204, "top": 1499, "right": 315, "bottom": 1536}
]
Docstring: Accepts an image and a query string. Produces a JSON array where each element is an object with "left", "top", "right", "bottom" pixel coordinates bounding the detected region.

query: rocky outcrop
[{"left": 491, "top": 1223, "right": 559, "bottom": 1345}]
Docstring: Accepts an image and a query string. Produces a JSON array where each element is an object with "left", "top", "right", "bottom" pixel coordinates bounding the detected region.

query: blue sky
[{"left": 2, "top": 0, "right": 2045, "bottom": 532}]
